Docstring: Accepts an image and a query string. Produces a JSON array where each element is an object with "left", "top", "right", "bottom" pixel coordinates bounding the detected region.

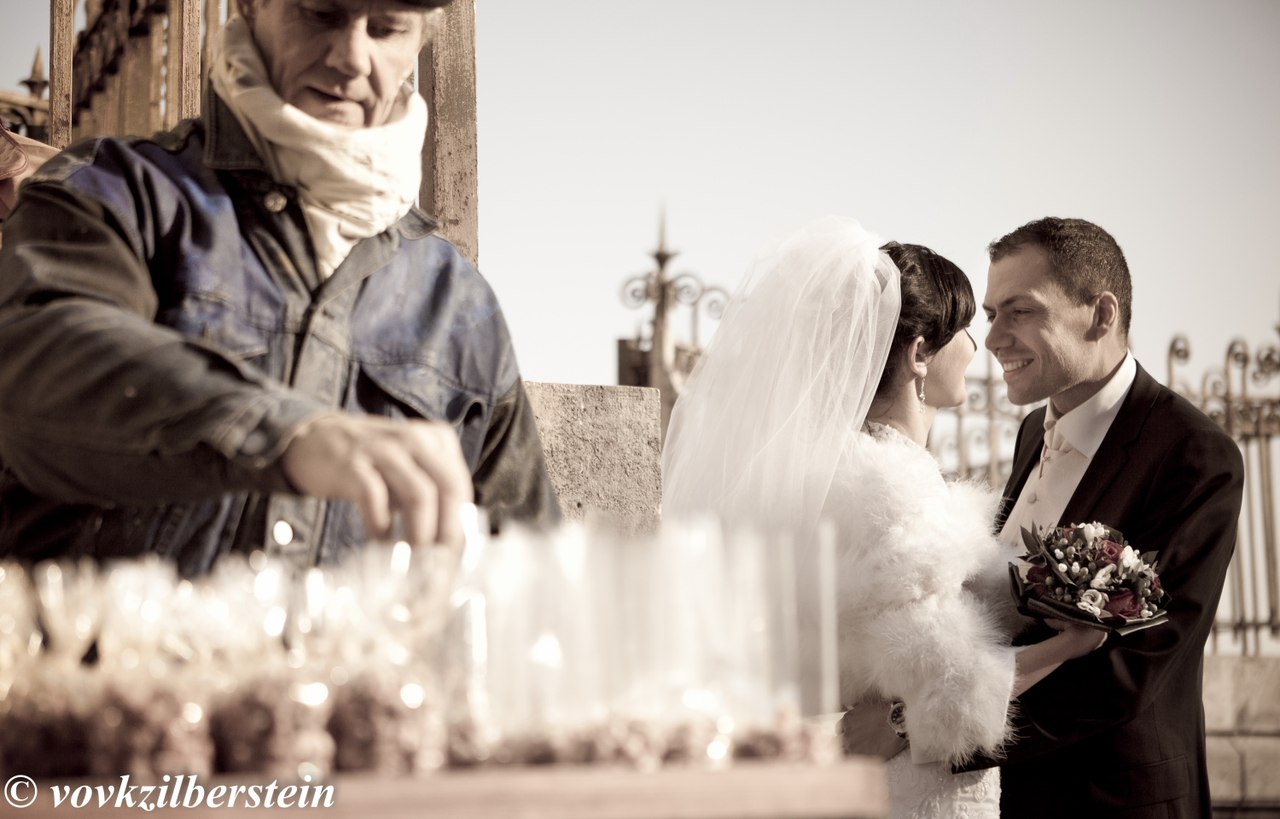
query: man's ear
[
  {"left": 1089, "top": 292, "right": 1120, "bottom": 339},
  {"left": 905, "top": 336, "right": 929, "bottom": 380}
]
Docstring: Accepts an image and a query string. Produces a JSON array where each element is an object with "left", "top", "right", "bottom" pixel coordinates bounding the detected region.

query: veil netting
[
  {"left": 663, "top": 215, "right": 902, "bottom": 532},
  {"left": 660, "top": 216, "right": 902, "bottom": 716}
]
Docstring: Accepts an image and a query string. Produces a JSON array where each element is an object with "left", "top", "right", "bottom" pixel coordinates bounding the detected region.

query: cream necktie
[{"left": 1039, "top": 417, "right": 1070, "bottom": 477}]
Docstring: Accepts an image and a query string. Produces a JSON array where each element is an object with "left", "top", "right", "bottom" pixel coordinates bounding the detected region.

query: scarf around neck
[{"left": 208, "top": 15, "right": 427, "bottom": 278}]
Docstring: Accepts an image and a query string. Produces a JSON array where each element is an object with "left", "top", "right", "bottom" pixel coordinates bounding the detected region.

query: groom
[{"left": 968, "top": 217, "right": 1244, "bottom": 817}]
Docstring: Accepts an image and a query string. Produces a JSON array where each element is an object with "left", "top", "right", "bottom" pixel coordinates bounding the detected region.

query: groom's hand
[{"left": 838, "top": 698, "right": 909, "bottom": 760}]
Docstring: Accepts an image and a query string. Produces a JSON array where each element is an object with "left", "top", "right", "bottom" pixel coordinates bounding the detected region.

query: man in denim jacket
[{"left": 0, "top": 0, "right": 559, "bottom": 575}]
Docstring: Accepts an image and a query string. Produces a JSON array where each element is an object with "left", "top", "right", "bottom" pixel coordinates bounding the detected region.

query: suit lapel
[{"left": 1058, "top": 362, "right": 1161, "bottom": 526}]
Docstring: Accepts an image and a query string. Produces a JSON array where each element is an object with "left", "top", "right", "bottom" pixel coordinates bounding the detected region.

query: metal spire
[
  {"left": 21, "top": 48, "right": 49, "bottom": 100},
  {"left": 652, "top": 205, "right": 676, "bottom": 272}
]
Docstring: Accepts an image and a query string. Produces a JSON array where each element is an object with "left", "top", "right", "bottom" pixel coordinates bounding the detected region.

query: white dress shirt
[{"left": 999, "top": 353, "right": 1138, "bottom": 549}]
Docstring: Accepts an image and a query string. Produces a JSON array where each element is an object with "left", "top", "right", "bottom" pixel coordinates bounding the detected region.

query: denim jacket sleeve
[
  {"left": 474, "top": 378, "right": 562, "bottom": 531},
  {"left": 0, "top": 157, "right": 325, "bottom": 504}
]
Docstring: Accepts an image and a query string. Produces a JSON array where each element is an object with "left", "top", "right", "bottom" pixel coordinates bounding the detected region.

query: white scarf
[{"left": 209, "top": 16, "right": 426, "bottom": 278}]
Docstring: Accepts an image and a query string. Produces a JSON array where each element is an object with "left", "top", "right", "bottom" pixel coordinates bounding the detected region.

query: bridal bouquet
[{"left": 1009, "top": 522, "right": 1170, "bottom": 636}]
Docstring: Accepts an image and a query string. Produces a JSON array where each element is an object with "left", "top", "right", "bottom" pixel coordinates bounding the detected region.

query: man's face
[
  {"left": 983, "top": 246, "right": 1099, "bottom": 412},
  {"left": 242, "top": 0, "right": 429, "bottom": 128}
]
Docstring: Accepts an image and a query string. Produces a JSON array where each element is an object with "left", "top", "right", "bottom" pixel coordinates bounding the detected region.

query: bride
[{"left": 662, "top": 217, "right": 1102, "bottom": 818}]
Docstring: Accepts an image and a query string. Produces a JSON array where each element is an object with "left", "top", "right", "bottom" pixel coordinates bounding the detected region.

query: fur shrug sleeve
[{"left": 827, "top": 430, "right": 1018, "bottom": 765}]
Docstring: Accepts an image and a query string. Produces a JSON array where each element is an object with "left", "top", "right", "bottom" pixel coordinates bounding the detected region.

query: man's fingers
[
  {"left": 404, "top": 422, "right": 472, "bottom": 549},
  {"left": 406, "top": 423, "right": 473, "bottom": 499},
  {"left": 434, "top": 487, "right": 466, "bottom": 551},
  {"left": 375, "top": 447, "right": 440, "bottom": 548},
  {"left": 281, "top": 413, "right": 474, "bottom": 549},
  {"left": 350, "top": 457, "right": 393, "bottom": 540},
  {"left": 428, "top": 430, "right": 471, "bottom": 550}
]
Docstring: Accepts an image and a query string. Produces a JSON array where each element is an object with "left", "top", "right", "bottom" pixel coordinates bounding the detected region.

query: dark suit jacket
[{"left": 963, "top": 362, "right": 1243, "bottom": 818}]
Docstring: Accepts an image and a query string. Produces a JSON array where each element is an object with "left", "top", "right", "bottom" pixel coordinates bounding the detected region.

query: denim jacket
[{"left": 0, "top": 92, "right": 559, "bottom": 575}]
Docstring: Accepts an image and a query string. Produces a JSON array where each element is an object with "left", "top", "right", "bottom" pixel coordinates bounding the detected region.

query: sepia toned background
[
  {"left": 1, "top": 2, "right": 1277, "bottom": 810},
  {"left": 3, "top": 0, "right": 1277, "bottom": 387}
]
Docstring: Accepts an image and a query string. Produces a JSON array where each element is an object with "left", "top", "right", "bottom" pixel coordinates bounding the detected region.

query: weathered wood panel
[{"left": 418, "top": 0, "right": 479, "bottom": 264}]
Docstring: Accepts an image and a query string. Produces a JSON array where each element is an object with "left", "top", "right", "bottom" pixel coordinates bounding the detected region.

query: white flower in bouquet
[
  {"left": 1080, "top": 522, "right": 1107, "bottom": 542},
  {"left": 1076, "top": 589, "right": 1108, "bottom": 617},
  {"left": 1089, "top": 564, "right": 1116, "bottom": 590}
]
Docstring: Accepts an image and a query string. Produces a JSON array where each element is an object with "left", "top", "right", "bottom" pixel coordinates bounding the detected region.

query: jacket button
[
  {"left": 1028, "top": 493, "right": 1038, "bottom": 504},
  {"left": 272, "top": 520, "right": 295, "bottom": 546},
  {"left": 264, "top": 191, "right": 288, "bottom": 213}
]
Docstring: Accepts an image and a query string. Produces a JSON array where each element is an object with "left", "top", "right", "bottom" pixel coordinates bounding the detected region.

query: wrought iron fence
[{"left": 1169, "top": 334, "right": 1280, "bottom": 656}]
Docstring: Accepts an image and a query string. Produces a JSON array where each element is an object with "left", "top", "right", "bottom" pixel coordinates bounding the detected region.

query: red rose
[
  {"left": 1099, "top": 539, "right": 1125, "bottom": 566},
  {"left": 1103, "top": 589, "right": 1143, "bottom": 619},
  {"left": 1027, "top": 565, "right": 1049, "bottom": 584}
]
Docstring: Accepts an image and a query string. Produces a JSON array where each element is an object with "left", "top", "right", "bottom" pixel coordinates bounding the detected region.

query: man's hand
[
  {"left": 281, "top": 412, "right": 474, "bottom": 550},
  {"left": 837, "top": 698, "right": 909, "bottom": 760}
]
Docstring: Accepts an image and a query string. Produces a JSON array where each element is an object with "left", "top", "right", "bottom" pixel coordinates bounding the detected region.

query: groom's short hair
[{"left": 988, "top": 217, "right": 1132, "bottom": 337}]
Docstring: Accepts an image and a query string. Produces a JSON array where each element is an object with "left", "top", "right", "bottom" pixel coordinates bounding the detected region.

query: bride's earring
[{"left": 917, "top": 378, "right": 926, "bottom": 413}]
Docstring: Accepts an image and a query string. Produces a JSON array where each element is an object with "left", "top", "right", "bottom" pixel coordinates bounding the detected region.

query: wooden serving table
[{"left": 15, "top": 760, "right": 887, "bottom": 818}]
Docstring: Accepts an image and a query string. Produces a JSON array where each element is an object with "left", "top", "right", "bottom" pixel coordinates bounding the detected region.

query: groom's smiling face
[{"left": 983, "top": 246, "right": 1099, "bottom": 412}]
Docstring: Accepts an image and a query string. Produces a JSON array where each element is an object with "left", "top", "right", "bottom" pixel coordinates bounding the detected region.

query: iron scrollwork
[
  {"left": 1167, "top": 326, "right": 1280, "bottom": 653},
  {"left": 930, "top": 367, "right": 1031, "bottom": 484},
  {"left": 620, "top": 274, "right": 652, "bottom": 310}
]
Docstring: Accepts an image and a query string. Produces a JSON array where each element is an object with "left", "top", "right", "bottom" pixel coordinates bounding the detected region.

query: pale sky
[{"left": 3, "top": 0, "right": 1278, "bottom": 389}]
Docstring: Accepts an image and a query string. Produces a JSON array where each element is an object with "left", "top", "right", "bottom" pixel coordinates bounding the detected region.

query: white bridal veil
[
  {"left": 661, "top": 217, "right": 902, "bottom": 715},
  {"left": 663, "top": 216, "right": 902, "bottom": 535}
]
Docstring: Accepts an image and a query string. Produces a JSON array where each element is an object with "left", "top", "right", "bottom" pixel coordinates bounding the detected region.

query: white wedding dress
[
  {"left": 885, "top": 754, "right": 1001, "bottom": 819},
  {"left": 831, "top": 422, "right": 1024, "bottom": 819}
]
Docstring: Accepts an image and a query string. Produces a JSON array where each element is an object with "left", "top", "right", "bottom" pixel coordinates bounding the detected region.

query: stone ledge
[
  {"left": 1210, "top": 735, "right": 1280, "bottom": 808},
  {"left": 525, "top": 382, "right": 662, "bottom": 535},
  {"left": 1204, "top": 657, "right": 1280, "bottom": 733},
  {"left": 1210, "top": 736, "right": 1246, "bottom": 803},
  {"left": 1239, "top": 737, "right": 1280, "bottom": 802}
]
